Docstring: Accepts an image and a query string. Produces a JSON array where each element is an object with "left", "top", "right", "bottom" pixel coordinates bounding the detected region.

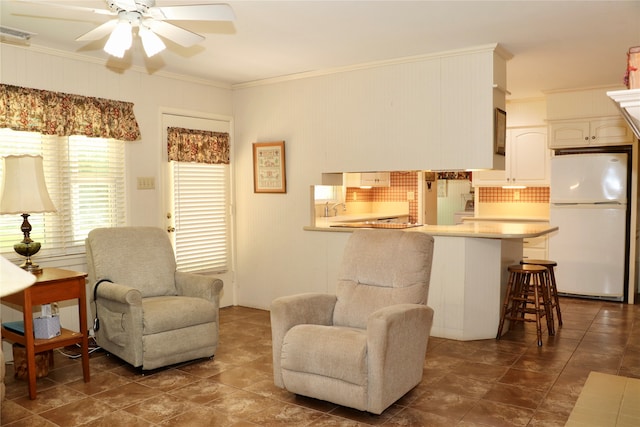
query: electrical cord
[{"left": 57, "top": 337, "right": 102, "bottom": 359}]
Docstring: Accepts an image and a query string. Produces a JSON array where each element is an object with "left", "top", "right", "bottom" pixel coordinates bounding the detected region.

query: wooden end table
[{"left": 1, "top": 268, "right": 89, "bottom": 399}]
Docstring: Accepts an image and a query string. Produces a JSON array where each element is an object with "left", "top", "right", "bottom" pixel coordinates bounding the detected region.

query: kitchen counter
[
  {"left": 313, "top": 211, "right": 410, "bottom": 228},
  {"left": 306, "top": 220, "right": 556, "bottom": 239},
  {"left": 462, "top": 217, "right": 549, "bottom": 223},
  {"left": 304, "top": 220, "right": 558, "bottom": 341}
]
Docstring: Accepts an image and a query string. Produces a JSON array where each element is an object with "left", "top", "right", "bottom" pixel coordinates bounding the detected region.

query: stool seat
[
  {"left": 520, "top": 259, "right": 563, "bottom": 327},
  {"left": 497, "top": 264, "right": 555, "bottom": 346},
  {"left": 522, "top": 259, "right": 557, "bottom": 267},
  {"left": 513, "top": 264, "right": 548, "bottom": 273}
]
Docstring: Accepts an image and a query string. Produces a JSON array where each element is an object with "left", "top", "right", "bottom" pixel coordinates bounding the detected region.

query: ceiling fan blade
[
  {"left": 150, "top": 4, "right": 235, "bottom": 21},
  {"left": 76, "top": 19, "right": 118, "bottom": 42},
  {"left": 145, "top": 20, "right": 204, "bottom": 47},
  {"left": 16, "top": 0, "right": 114, "bottom": 16}
]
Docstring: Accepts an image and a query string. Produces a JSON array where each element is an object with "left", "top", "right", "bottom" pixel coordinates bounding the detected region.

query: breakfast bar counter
[
  {"left": 306, "top": 220, "right": 554, "bottom": 239},
  {"left": 305, "top": 221, "right": 558, "bottom": 340}
]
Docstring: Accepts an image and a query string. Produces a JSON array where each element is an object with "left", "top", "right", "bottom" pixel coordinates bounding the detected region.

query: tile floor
[{"left": 1, "top": 298, "right": 639, "bottom": 426}]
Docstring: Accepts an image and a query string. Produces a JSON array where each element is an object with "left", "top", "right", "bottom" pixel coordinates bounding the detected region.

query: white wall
[
  {"left": 1, "top": 44, "right": 505, "bottom": 316},
  {"left": 506, "top": 98, "right": 547, "bottom": 127},
  {"left": 0, "top": 45, "right": 234, "bottom": 357},
  {"left": 1, "top": 44, "right": 233, "bottom": 232},
  {"left": 231, "top": 47, "right": 506, "bottom": 309}
]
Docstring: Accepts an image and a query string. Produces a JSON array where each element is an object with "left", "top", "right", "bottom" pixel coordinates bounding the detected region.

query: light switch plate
[{"left": 137, "top": 176, "right": 155, "bottom": 190}]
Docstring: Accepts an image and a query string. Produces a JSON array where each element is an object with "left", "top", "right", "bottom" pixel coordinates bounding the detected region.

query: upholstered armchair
[
  {"left": 85, "top": 227, "right": 223, "bottom": 370},
  {"left": 271, "top": 229, "right": 435, "bottom": 414}
]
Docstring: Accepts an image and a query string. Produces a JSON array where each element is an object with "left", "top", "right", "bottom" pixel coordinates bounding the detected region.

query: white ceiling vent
[{"left": 0, "top": 26, "right": 35, "bottom": 45}]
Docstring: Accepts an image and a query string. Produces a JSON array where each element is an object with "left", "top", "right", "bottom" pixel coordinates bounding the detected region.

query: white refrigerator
[{"left": 549, "top": 152, "right": 628, "bottom": 301}]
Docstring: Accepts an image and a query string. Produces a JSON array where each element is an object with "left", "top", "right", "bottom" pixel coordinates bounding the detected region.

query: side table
[{"left": 1, "top": 268, "right": 89, "bottom": 399}]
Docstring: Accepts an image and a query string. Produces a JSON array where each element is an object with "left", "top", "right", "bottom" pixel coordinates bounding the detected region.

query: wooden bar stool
[
  {"left": 521, "top": 259, "right": 563, "bottom": 327},
  {"left": 497, "top": 264, "right": 554, "bottom": 346}
]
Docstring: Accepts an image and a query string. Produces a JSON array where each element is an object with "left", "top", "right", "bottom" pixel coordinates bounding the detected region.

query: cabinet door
[
  {"left": 523, "top": 235, "right": 548, "bottom": 260},
  {"left": 591, "top": 118, "right": 634, "bottom": 145},
  {"left": 360, "top": 172, "right": 390, "bottom": 187},
  {"left": 345, "top": 172, "right": 390, "bottom": 187},
  {"left": 510, "top": 128, "right": 549, "bottom": 185},
  {"left": 548, "top": 121, "right": 590, "bottom": 148},
  {"left": 473, "top": 127, "right": 548, "bottom": 186}
]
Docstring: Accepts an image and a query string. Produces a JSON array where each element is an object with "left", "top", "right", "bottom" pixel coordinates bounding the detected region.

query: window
[
  {"left": 314, "top": 185, "right": 339, "bottom": 202},
  {"left": 170, "top": 161, "right": 229, "bottom": 273},
  {"left": 0, "top": 128, "right": 126, "bottom": 258}
]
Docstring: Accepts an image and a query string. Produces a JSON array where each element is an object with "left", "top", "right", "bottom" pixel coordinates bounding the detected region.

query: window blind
[
  {"left": 171, "top": 161, "right": 229, "bottom": 273},
  {"left": 0, "top": 128, "right": 126, "bottom": 257}
]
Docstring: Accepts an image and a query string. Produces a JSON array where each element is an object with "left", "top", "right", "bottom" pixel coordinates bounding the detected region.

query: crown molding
[
  {"left": 1, "top": 42, "right": 232, "bottom": 90},
  {"left": 232, "top": 43, "right": 511, "bottom": 90}
]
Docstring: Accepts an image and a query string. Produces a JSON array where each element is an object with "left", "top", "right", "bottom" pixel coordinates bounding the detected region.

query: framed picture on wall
[
  {"left": 494, "top": 108, "right": 507, "bottom": 156},
  {"left": 253, "top": 141, "right": 286, "bottom": 193}
]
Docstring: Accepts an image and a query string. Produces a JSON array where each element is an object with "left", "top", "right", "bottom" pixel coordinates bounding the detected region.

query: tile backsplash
[
  {"left": 346, "top": 172, "right": 418, "bottom": 222},
  {"left": 478, "top": 187, "right": 549, "bottom": 203}
]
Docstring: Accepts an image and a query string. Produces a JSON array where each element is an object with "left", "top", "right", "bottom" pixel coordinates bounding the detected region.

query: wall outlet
[
  {"left": 137, "top": 176, "right": 155, "bottom": 190},
  {"left": 514, "top": 190, "right": 520, "bottom": 201},
  {"left": 407, "top": 191, "right": 415, "bottom": 201}
]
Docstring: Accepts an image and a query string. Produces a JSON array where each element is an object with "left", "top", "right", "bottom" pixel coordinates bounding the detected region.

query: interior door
[{"left": 161, "top": 113, "right": 234, "bottom": 307}]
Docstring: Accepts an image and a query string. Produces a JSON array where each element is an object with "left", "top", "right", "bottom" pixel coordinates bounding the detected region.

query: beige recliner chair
[
  {"left": 85, "top": 227, "right": 223, "bottom": 370},
  {"left": 271, "top": 229, "right": 435, "bottom": 414}
]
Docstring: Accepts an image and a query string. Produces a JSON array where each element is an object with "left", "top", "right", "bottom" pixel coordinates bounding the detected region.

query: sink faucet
[
  {"left": 324, "top": 202, "right": 346, "bottom": 217},
  {"left": 330, "top": 202, "right": 346, "bottom": 216}
]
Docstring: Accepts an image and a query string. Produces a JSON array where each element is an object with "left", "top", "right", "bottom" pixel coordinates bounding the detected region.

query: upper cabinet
[
  {"left": 344, "top": 172, "right": 390, "bottom": 187},
  {"left": 548, "top": 118, "right": 634, "bottom": 148},
  {"left": 473, "top": 127, "right": 549, "bottom": 187},
  {"left": 546, "top": 87, "right": 635, "bottom": 149},
  {"left": 321, "top": 44, "right": 512, "bottom": 173}
]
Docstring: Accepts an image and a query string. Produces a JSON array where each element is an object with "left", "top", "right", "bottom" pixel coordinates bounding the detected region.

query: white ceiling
[{"left": 1, "top": 0, "right": 639, "bottom": 99}]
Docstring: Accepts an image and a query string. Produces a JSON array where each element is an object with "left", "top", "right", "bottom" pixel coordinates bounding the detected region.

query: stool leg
[
  {"left": 548, "top": 266, "right": 563, "bottom": 326},
  {"left": 541, "top": 269, "right": 555, "bottom": 336},
  {"left": 532, "top": 273, "right": 543, "bottom": 347}
]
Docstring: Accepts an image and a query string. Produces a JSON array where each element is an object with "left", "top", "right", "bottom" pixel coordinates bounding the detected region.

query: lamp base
[
  {"left": 14, "top": 241, "right": 43, "bottom": 275},
  {"left": 19, "top": 262, "right": 43, "bottom": 275}
]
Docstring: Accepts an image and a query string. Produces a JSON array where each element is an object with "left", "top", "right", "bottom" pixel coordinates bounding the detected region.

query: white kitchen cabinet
[
  {"left": 323, "top": 45, "right": 509, "bottom": 172},
  {"left": 523, "top": 235, "right": 548, "bottom": 260},
  {"left": 548, "top": 117, "right": 634, "bottom": 148},
  {"left": 473, "top": 127, "right": 549, "bottom": 187},
  {"left": 344, "top": 172, "right": 390, "bottom": 187}
]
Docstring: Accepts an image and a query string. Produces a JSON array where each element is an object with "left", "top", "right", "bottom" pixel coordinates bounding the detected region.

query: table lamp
[{"left": 0, "top": 155, "right": 57, "bottom": 274}]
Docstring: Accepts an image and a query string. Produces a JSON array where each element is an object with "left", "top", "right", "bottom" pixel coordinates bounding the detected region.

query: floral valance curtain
[
  {"left": 167, "top": 127, "right": 230, "bottom": 164},
  {"left": 0, "top": 84, "right": 140, "bottom": 141}
]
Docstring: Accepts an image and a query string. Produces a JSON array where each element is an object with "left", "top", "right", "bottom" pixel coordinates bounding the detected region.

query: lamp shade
[
  {"left": 0, "top": 255, "right": 36, "bottom": 297},
  {"left": 0, "top": 155, "right": 56, "bottom": 214}
]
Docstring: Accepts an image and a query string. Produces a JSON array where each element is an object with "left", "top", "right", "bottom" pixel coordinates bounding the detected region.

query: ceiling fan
[{"left": 19, "top": 0, "right": 235, "bottom": 58}]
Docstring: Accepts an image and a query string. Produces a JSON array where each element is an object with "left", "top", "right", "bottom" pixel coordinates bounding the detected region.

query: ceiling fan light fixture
[
  {"left": 139, "top": 25, "right": 165, "bottom": 57},
  {"left": 104, "top": 21, "right": 132, "bottom": 58}
]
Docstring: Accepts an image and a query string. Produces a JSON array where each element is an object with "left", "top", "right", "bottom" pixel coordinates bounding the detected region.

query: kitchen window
[
  {"left": 314, "top": 185, "right": 339, "bottom": 202},
  {"left": 0, "top": 128, "right": 126, "bottom": 259}
]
